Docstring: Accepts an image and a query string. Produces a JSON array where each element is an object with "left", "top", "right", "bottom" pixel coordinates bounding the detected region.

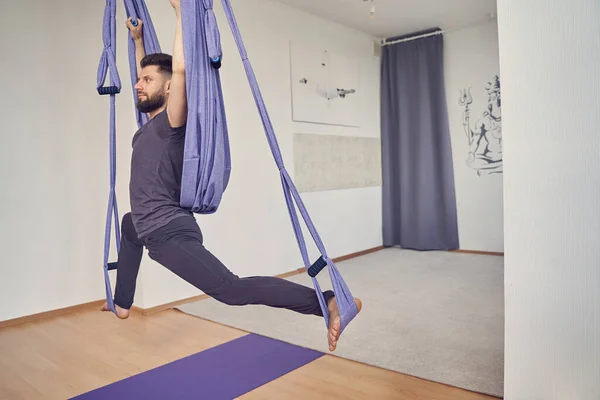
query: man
[{"left": 101, "top": 0, "right": 361, "bottom": 352}]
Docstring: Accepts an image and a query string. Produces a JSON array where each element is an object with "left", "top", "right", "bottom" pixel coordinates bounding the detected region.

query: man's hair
[{"left": 140, "top": 53, "right": 172, "bottom": 77}]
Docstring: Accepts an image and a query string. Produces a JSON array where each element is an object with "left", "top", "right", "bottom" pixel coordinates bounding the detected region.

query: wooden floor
[{"left": 0, "top": 305, "right": 500, "bottom": 400}]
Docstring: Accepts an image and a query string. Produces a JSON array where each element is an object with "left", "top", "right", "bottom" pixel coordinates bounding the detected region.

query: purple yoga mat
[{"left": 70, "top": 334, "right": 324, "bottom": 399}]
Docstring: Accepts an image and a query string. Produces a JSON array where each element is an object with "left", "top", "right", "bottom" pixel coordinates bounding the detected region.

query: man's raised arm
[
  {"left": 166, "top": 0, "right": 187, "bottom": 128},
  {"left": 126, "top": 17, "right": 145, "bottom": 78}
]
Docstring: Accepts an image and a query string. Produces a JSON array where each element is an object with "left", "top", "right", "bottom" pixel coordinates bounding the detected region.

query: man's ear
[{"left": 166, "top": 79, "right": 172, "bottom": 94}]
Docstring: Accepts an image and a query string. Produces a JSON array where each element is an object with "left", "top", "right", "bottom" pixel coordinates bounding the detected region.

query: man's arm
[
  {"left": 126, "top": 18, "right": 145, "bottom": 78},
  {"left": 167, "top": 0, "right": 187, "bottom": 128}
]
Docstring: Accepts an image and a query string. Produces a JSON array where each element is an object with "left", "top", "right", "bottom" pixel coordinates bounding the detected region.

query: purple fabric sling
[{"left": 97, "top": 0, "right": 358, "bottom": 333}]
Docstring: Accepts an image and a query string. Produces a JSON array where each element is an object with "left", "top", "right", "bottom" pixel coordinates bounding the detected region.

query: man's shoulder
[
  {"left": 163, "top": 107, "right": 187, "bottom": 130},
  {"left": 155, "top": 109, "right": 186, "bottom": 139}
]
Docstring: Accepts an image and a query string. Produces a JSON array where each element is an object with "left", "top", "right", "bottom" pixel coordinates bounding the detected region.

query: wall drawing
[{"left": 459, "top": 75, "right": 502, "bottom": 176}]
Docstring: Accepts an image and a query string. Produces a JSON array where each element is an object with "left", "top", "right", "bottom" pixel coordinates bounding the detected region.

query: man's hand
[{"left": 125, "top": 17, "right": 143, "bottom": 41}]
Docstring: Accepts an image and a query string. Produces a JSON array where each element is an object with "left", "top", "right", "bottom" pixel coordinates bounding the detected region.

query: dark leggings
[{"left": 113, "top": 213, "right": 334, "bottom": 316}]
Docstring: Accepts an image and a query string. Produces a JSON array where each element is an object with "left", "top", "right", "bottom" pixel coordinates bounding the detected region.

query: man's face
[{"left": 134, "top": 66, "right": 170, "bottom": 113}]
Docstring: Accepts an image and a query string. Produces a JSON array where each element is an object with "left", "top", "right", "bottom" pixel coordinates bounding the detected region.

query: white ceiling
[{"left": 271, "top": 0, "right": 497, "bottom": 39}]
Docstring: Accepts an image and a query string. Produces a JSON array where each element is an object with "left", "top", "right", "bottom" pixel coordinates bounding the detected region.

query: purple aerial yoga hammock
[{"left": 97, "top": 0, "right": 359, "bottom": 334}]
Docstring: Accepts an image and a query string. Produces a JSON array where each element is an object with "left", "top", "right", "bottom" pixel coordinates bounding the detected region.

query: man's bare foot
[
  {"left": 326, "top": 296, "right": 362, "bottom": 352},
  {"left": 101, "top": 302, "right": 130, "bottom": 319}
]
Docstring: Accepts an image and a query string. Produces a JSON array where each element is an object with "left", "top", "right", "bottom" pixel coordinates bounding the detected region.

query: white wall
[
  {"left": 498, "top": 0, "right": 600, "bottom": 398},
  {"left": 444, "top": 19, "right": 504, "bottom": 253},
  {"left": 0, "top": 0, "right": 381, "bottom": 320}
]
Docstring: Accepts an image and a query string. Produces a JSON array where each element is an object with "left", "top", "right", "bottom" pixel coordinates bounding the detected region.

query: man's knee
[
  {"left": 121, "top": 213, "right": 139, "bottom": 242},
  {"left": 204, "top": 279, "right": 246, "bottom": 306},
  {"left": 212, "top": 290, "right": 246, "bottom": 306}
]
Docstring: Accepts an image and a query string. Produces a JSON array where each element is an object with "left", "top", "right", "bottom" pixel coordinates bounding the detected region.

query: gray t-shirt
[{"left": 129, "top": 108, "right": 192, "bottom": 239}]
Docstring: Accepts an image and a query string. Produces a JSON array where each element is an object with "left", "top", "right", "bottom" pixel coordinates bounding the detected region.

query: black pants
[{"left": 113, "top": 213, "right": 334, "bottom": 316}]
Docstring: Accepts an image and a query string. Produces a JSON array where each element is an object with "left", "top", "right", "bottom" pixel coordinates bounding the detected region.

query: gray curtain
[{"left": 380, "top": 28, "right": 459, "bottom": 250}]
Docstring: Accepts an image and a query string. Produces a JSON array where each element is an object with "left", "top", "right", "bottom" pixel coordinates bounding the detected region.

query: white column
[{"left": 497, "top": 0, "right": 600, "bottom": 398}]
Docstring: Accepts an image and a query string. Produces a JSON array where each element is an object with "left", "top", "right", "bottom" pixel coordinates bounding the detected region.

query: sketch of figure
[{"left": 459, "top": 75, "right": 502, "bottom": 176}]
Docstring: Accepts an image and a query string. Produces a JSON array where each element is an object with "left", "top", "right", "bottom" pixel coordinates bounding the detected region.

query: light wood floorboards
[{"left": 0, "top": 308, "right": 500, "bottom": 400}]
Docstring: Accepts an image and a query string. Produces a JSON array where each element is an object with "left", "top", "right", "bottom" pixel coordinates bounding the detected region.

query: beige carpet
[{"left": 177, "top": 248, "right": 504, "bottom": 398}]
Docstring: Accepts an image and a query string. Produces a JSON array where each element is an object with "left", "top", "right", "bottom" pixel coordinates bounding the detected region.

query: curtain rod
[{"left": 380, "top": 16, "right": 496, "bottom": 46}]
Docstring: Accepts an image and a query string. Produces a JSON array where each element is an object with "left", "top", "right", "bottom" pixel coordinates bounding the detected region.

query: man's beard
[{"left": 136, "top": 92, "right": 166, "bottom": 113}]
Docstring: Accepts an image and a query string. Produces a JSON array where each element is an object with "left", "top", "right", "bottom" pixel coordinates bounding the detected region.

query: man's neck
[{"left": 147, "top": 105, "right": 167, "bottom": 120}]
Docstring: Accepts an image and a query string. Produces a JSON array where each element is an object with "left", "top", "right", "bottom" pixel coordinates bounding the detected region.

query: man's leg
[
  {"left": 143, "top": 215, "right": 333, "bottom": 316},
  {"left": 144, "top": 215, "right": 362, "bottom": 351},
  {"left": 112, "top": 212, "right": 144, "bottom": 311}
]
